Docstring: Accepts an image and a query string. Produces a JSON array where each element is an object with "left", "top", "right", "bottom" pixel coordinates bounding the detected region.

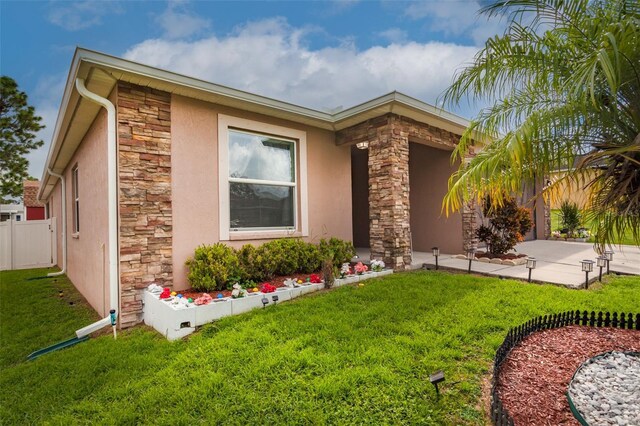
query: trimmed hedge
[{"left": 185, "top": 237, "right": 355, "bottom": 292}]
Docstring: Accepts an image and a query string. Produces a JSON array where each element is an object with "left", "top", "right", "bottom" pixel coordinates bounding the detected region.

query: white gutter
[
  {"left": 47, "top": 169, "right": 66, "bottom": 277},
  {"left": 74, "top": 78, "right": 119, "bottom": 334}
]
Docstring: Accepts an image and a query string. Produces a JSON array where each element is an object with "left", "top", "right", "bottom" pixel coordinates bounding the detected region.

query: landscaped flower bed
[
  {"left": 144, "top": 267, "right": 393, "bottom": 340},
  {"left": 453, "top": 252, "right": 528, "bottom": 266}
]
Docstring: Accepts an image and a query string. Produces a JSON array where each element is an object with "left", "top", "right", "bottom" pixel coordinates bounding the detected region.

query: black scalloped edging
[{"left": 490, "top": 311, "right": 640, "bottom": 426}]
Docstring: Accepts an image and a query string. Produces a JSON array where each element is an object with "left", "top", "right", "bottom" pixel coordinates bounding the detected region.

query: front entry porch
[{"left": 340, "top": 113, "right": 476, "bottom": 271}]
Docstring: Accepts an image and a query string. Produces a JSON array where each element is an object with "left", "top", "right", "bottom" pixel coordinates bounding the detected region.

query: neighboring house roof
[
  {"left": 38, "top": 47, "right": 471, "bottom": 201},
  {"left": 23, "top": 180, "right": 44, "bottom": 208},
  {"left": 0, "top": 204, "right": 24, "bottom": 213}
]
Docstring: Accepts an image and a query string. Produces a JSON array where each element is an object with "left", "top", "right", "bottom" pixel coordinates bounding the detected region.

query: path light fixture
[
  {"left": 604, "top": 250, "right": 614, "bottom": 274},
  {"left": 596, "top": 256, "right": 607, "bottom": 282},
  {"left": 581, "top": 260, "right": 594, "bottom": 289},
  {"left": 432, "top": 247, "right": 440, "bottom": 270},
  {"left": 261, "top": 297, "right": 269, "bottom": 308},
  {"left": 429, "top": 370, "right": 445, "bottom": 396},
  {"left": 466, "top": 247, "right": 476, "bottom": 273},
  {"left": 272, "top": 295, "right": 279, "bottom": 304},
  {"left": 525, "top": 257, "right": 536, "bottom": 282},
  {"left": 356, "top": 141, "right": 369, "bottom": 150}
]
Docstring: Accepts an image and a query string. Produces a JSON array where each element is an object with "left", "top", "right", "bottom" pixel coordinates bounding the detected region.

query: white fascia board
[
  {"left": 37, "top": 51, "right": 85, "bottom": 201},
  {"left": 76, "top": 48, "right": 334, "bottom": 123}
]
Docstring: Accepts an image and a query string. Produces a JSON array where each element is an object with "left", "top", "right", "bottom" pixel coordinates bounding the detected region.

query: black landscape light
[
  {"left": 604, "top": 250, "right": 614, "bottom": 274},
  {"left": 261, "top": 297, "right": 269, "bottom": 308},
  {"left": 429, "top": 370, "right": 445, "bottom": 395},
  {"left": 525, "top": 257, "right": 536, "bottom": 282},
  {"left": 581, "top": 260, "right": 594, "bottom": 289},
  {"left": 272, "top": 295, "right": 279, "bottom": 304},
  {"left": 432, "top": 247, "right": 440, "bottom": 270},
  {"left": 466, "top": 247, "right": 476, "bottom": 273},
  {"left": 596, "top": 256, "right": 606, "bottom": 282}
]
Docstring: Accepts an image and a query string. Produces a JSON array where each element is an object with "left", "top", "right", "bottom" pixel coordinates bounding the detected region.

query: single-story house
[{"left": 38, "top": 48, "right": 549, "bottom": 328}]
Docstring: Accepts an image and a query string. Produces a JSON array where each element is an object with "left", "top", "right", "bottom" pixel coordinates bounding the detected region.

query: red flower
[
  {"left": 260, "top": 283, "right": 276, "bottom": 293},
  {"left": 309, "top": 274, "right": 322, "bottom": 283},
  {"left": 159, "top": 288, "right": 171, "bottom": 299}
]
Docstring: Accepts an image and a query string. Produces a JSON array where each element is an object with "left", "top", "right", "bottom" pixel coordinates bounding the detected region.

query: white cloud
[
  {"left": 123, "top": 18, "right": 478, "bottom": 113},
  {"left": 405, "top": 0, "right": 507, "bottom": 45},
  {"left": 47, "top": 0, "right": 122, "bottom": 31},
  {"left": 155, "top": 0, "right": 211, "bottom": 39}
]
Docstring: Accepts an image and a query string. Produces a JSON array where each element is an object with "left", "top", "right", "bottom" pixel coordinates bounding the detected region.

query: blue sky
[{"left": 1, "top": 0, "right": 505, "bottom": 178}]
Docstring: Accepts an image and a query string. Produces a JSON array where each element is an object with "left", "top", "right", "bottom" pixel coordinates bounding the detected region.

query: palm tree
[{"left": 441, "top": 0, "right": 640, "bottom": 249}]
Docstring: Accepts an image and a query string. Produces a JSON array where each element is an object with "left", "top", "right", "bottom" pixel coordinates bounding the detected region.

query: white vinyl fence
[{"left": 0, "top": 218, "right": 56, "bottom": 271}]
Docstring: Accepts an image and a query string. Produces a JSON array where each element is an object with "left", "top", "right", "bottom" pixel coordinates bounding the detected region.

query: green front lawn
[
  {"left": 1, "top": 268, "right": 639, "bottom": 424},
  {"left": 550, "top": 209, "right": 638, "bottom": 246}
]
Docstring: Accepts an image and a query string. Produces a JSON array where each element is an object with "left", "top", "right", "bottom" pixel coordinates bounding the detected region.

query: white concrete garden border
[{"left": 143, "top": 269, "right": 393, "bottom": 340}]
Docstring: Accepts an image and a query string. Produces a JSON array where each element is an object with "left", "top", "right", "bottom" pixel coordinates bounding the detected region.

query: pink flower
[
  {"left": 354, "top": 262, "right": 368, "bottom": 274},
  {"left": 194, "top": 293, "right": 213, "bottom": 305}
]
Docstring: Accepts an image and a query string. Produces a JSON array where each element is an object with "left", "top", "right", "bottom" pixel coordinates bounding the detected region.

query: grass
[
  {"left": 1, "top": 268, "right": 639, "bottom": 425},
  {"left": 551, "top": 209, "right": 637, "bottom": 246}
]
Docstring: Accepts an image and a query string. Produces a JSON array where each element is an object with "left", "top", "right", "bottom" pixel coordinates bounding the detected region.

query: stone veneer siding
[
  {"left": 337, "top": 113, "right": 471, "bottom": 270},
  {"left": 117, "top": 82, "right": 172, "bottom": 328}
]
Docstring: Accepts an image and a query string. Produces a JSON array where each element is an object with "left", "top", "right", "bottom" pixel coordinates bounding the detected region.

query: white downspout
[
  {"left": 74, "top": 78, "right": 119, "bottom": 337},
  {"left": 47, "top": 169, "right": 66, "bottom": 277}
]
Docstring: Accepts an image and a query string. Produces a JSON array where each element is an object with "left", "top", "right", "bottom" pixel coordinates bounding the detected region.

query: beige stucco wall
[
  {"left": 408, "top": 142, "right": 463, "bottom": 254},
  {"left": 171, "top": 95, "right": 352, "bottom": 289},
  {"left": 50, "top": 108, "right": 111, "bottom": 317}
]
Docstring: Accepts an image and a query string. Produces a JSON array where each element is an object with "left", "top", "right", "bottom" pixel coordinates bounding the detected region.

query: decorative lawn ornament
[
  {"left": 284, "top": 278, "right": 297, "bottom": 288},
  {"left": 216, "top": 293, "right": 223, "bottom": 299},
  {"left": 340, "top": 263, "right": 351, "bottom": 278}
]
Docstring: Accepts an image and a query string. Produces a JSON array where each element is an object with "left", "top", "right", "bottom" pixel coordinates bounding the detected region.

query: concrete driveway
[{"left": 358, "top": 240, "right": 639, "bottom": 289}]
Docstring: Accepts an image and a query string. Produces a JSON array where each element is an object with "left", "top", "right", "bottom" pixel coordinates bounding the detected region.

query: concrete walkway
[{"left": 357, "top": 240, "right": 639, "bottom": 289}]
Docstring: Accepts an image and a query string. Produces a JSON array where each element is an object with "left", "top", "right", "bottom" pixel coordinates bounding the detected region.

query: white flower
[{"left": 371, "top": 259, "right": 385, "bottom": 272}]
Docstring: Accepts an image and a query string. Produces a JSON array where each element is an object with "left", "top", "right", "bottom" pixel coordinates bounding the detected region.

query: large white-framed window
[
  {"left": 72, "top": 165, "right": 80, "bottom": 234},
  {"left": 218, "top": 115, "right": 308, "bottom": 240}
]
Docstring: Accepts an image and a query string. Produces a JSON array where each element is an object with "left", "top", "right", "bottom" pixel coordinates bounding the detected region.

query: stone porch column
[{"left": 368, "top": 115, "right": 412, "bottom": 270}]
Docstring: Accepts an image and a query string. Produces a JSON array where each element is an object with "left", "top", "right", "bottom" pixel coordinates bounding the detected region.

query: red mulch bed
[
  {"left": 476, "top": 252, "right": 527, "bottom": 260},
  {"left": 496, "top": 326, "right": 640, "bottom": 425},
  {"left": 176, "top": 274, "right": 319, "bottom": 300}
]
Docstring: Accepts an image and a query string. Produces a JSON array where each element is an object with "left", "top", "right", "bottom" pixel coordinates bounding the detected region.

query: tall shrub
[
  {"left": 476, "top": 196, "right": 533, "bottom": 256},
  {"left": 559, "top": 201, "right": 581, "bottom": 237}
]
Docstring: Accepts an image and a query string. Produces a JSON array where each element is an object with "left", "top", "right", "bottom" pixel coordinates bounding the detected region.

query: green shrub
[
  {"left": 559, "top": 201, "right": 581, "bottom": 237},
  {"left": 319, "top": 237, "right": 356, "bottom": 266},
  {"left": 237, "top": 244, "right": 277, "bottom": 282},
  {"left": 185, "top": 243, "right": 241, "bottom": 291},
  {"left": 262, "top": 238, "right": 303, "bottom": 276},
  {"left": 297, "top": 242, "right": 322, "bottom": 273}
]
